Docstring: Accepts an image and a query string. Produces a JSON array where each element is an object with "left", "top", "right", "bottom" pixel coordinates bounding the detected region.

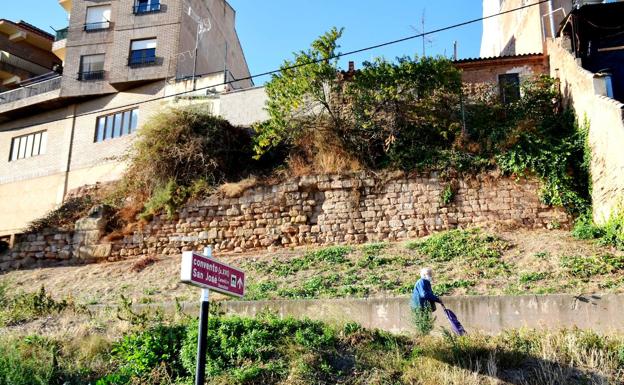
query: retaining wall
[
  {"left": 219, "top": 294, "right": 624, "bottom": 335},
  {"left": 2, "top": 172, "right": 569, "bottom": 271}
]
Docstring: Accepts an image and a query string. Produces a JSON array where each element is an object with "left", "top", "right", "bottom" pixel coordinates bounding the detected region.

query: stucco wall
[
  {"left": 219, "top": 86, "right": 268, "bottom": 126},
  {"left": 220, "top": 294, "right": 624, "bottom": 335},
  {"left": 548, "top": 38, "right": 624, "bottom": 223}
]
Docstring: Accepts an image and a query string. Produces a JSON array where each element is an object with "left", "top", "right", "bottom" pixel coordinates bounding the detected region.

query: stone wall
[{"left": 2, "top": 172, "right": 569, "bottom": 271}]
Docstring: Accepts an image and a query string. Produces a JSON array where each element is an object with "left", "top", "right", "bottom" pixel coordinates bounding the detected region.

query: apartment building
[{"left": 0, "top": 0, "right": 252, "bottom": 237}]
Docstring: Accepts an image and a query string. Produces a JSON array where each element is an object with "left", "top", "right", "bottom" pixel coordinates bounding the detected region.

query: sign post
[{"left": 180, "top": 246, "right": 245, "bottom": 385}]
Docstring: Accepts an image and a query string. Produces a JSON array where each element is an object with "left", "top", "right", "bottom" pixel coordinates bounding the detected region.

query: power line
[{"left": 1, "top": 0, "right": 549, "bottom": 133}]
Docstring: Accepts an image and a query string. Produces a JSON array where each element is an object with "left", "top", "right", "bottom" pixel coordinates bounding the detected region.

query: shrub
[
  {"left": 111, "top": 324, "right": 186, "bottom": 378},
  {"left": 180, "top": 315, "right": 337, "bottom": 381},
  {"left": 27, "top": 195, "right": 95, "bottom": 232},
  {"left": 411, "top": 306, "right": 435, "bottom": 336},
  {"left": 114, "top": 106, "right": 256, "bottom": 219},
  {"left": 572, "top": 212, "right": 604, "bottom": 240}
]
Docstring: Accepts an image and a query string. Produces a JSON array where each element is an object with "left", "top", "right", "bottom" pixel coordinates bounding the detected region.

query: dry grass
[
  {"left": 217, "top": 176, "right": 258, "bottom": 198},
  {"left": 130, "top": 256, "right": 159, "bottom": 273}
]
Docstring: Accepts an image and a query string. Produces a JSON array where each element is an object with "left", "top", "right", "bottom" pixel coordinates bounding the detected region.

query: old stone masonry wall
[{"left": 3, "top": 172, "right": 569, "bottom": 270}]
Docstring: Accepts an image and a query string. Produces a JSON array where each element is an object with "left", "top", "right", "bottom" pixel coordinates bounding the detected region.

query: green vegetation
[
  {"left": 2, "top": 310, "right": 623, "bottom": 385},
  {"left": 109, "top": 106, "right": 259, "bottom": 220},
  {"left": 254, "top": 28, "right": 590, "bottom": 213},
  {"left": 0, "top": 285, "right": 76, "bottom": 327},
  {"left": 560, "top": 254, "right": 624, "bottom": 279},
  {"left": 406, "top": 228, "right": 508, "bottom": 262}
]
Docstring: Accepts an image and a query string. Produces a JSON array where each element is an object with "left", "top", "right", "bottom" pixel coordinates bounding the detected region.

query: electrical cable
[{"left": 1, "top": 0, "right": 550, "bottom": 132}]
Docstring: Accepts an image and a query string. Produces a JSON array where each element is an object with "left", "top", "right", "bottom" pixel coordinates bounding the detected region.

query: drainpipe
[
  {"left": 548, "top": 0, "right": 556, "bottom": 38},
  {"left": 61, "top": 103, "right": 77, "bottom": 202}
]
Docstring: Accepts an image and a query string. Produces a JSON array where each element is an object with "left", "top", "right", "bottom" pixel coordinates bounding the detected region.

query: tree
[{"left": 253, "top": 27, "right": 344, "bottom": 157}]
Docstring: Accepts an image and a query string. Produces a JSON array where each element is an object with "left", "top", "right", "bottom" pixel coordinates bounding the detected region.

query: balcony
[
  {"left": 78, "top": 70, "right": 105, "bottom": 81},
  {"left": 0, "top": 75, "right": 61, "bottom": 106},
  {"left": 133, "top": 2, "right": 162, "bottom": 14},
  {"left": 128, "top": 50, "right": 158, "bottom": 67},
  {"left": 84, "top": 21, "right": 111, "bottom": 32},
  {"left": 0, "top": 50, "right": 52, "bottom": 77},
  {"left": 55, "top": 27, "right": 68, "bottom": 41}
]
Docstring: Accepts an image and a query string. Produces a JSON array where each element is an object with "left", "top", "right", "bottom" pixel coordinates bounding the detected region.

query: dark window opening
[{"left": 499, "top": 73, "right": 521, "bottom": 104}]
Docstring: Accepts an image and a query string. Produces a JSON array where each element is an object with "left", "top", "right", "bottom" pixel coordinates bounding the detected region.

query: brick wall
[{"left": 2, "top": 172, "right": 570, "bottom": 271}]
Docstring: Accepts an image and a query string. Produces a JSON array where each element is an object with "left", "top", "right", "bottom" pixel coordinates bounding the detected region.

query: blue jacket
[{"left": 411, "top": 278, "right": 440, "bottom": 310}]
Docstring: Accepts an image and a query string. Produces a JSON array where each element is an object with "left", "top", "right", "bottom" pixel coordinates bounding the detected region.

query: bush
[
  {"left": 411, "top": 306, "right": 435, "bottom": 336},
  {"left": 114, "top": 106, "right": 256, "bottom": 219},
  {"left": 572, "top": 212, "right": 604, "bottom": 240},
  {"left": 27, "top": 195, "right": 95, "bottom": 232},
  {"left": 180, "top": 315, "right": 337, "bottom": 381},
  {"left": 111, "top": 324, "right": 187, "bottom": 378}
]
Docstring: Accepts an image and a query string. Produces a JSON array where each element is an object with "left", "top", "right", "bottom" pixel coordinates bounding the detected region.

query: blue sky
[{"left": 3, "top": 0, "right": 484, "bottom": 84}]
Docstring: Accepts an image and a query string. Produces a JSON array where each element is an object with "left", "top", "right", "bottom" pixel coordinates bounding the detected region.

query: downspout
[
  {"left": 61, "top": 103, "right": 77, "bottom": 202},
  {"left": 548, "top": 0, "right": 556, "bottom": 38}
]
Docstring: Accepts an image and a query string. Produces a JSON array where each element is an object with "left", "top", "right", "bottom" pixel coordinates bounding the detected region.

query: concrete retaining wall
[{"left": 219, "top": 294, "right": 624, "bottom": 335}]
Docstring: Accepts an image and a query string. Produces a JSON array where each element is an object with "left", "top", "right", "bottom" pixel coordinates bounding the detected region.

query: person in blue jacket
[{"left": 411, "top": 267, "right": 442, "bottom": 312}]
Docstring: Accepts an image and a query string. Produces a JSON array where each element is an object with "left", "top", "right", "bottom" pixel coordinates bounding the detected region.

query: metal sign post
[
  {"left": 195, "top": 247, "right": 211, "bottom": 385},
  {"left": 180, "top": 246, "right": 246, "bottom": 385}
]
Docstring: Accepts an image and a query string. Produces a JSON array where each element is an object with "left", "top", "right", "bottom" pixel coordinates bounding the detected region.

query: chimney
[{"left": 348, "top": 61, "right": 355, "bottom": 73}]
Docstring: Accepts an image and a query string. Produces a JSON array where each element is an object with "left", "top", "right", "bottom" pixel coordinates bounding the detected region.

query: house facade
[
  {"left": 0, "top": 0, "right": 252, "bottom": 238},
  {"left": 482, "top": 0, "right": 624, "bottom": 223}
]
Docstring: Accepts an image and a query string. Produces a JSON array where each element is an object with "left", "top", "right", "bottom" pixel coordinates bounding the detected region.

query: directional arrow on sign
[{"left": 237, "top": 277, "right": 244, "bottom": 290}]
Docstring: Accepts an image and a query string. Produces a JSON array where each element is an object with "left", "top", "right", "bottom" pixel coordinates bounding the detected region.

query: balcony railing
[
  {"left": 133, "top": 2, "right": 161, "bottom": 14},
  {"left": 0, "top": 75, "right": 61, "bottom": 105},
  {"left": 84, "top": 21, "right": 111, "bottom": 32},
  {"left": 55, "top": 27, "right": 68, "bottom": 41},
  {"left": 128, "top": 49, "right": 158, "bottom": 67},
  {"left": 78, "top": 70, "right": 105, "bottom": 81}
]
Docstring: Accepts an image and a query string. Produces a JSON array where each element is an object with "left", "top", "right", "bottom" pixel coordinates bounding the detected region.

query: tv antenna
[{"left": 410, "top": 9, "right": 433, "bottom": 57}]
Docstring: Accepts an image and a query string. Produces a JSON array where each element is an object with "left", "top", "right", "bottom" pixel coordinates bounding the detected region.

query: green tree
[{"left": 253, "top": 27, "right": 344, "bottom": 156}]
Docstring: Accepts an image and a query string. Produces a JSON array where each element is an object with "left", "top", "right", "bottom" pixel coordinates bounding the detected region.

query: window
[
  {"left": 129, "top": 38, "right": 157, "bottom": 66},
  {"left": 78, "top": 54, "right": 105, "bottom": 81},
  {"left": 134, "top": 0, "right": 161, "bottom": 14},
  {"left": 499, "top": 73, "right": 520, "bottom": 104},
  {"left": 94, "top": 109, "right": 139, "bottom": 142},
  {"left": 85, "top": 5, "right": 111, "bottom": 31},
  {"left": 9, "top": 131, "right": 47, "bottom": 161}
]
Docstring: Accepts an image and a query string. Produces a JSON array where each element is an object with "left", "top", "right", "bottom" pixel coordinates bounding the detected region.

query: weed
[
  {"left": 407, "top": 228, "right": 507, "bottom": 262},
  {"left": 519, "top": 272, "right": 550, "bottom": 284},
  {"left": 533, "top": 251, "right": 551, "bottom": 260},
  {"left": 440, "top": 184, "right": 456, "bottom": 206},
  {"left": 433, "top": 280, "right": 476, "bottom": 296},
  {"left": 0, "top": 286, "right": 74, "bottom": 327},
  {"left": 411, "top": 306, "right": 435, "bottom": 336},
  {"left": 560, "top": 254, "right": 624, "bottom": 279}
]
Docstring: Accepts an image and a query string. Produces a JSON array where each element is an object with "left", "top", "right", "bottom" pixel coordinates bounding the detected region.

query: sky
[{"left": 3, "top": 0, "right": 484, "bottom": 84}]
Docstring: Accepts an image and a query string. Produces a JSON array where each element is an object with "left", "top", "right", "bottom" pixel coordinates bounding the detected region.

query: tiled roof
[{"left": 453, "top": 53, "right": 544, "bottom": 64}]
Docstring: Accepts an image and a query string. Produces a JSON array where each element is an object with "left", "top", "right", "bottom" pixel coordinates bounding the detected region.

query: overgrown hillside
[{"left": 2, "top": 228, "right": 623, "bottom": 307}]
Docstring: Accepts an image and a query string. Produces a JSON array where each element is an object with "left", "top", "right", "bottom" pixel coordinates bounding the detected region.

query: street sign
[{"left": 180, "top": 251, "right": 245, "bottom": 298}]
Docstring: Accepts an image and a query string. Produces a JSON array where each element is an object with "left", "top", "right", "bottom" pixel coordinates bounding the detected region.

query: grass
[
  {"left": 1, "top": 309, "right": 623, "bottom": 385},
  {"left": 0, "top": 285, "right": 78, "bottom": 327},
  {"left": 3, "top": 228, "right": 624, "bottom": 307}
]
